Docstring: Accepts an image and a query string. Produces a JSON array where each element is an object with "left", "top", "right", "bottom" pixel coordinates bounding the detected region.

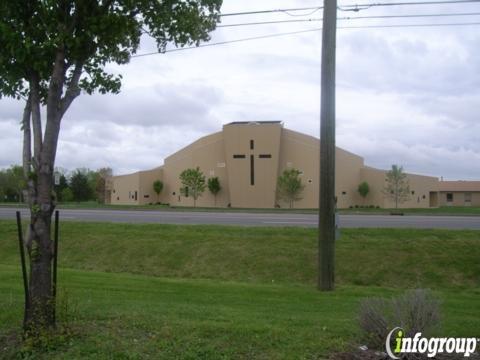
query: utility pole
[{"left": 318, "top": 0, "right": 337, "bottom": 291}]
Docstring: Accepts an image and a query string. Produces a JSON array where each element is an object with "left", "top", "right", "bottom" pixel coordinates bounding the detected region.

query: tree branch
[
  {"left": 42, "top": 48, "right": 67, "bottom": 170},
  {"left": 30, "top": 75, "right": 43, "bottom": 166},
  {"left": 22, "top": 94, "right": 32, "bottom": 178},
  {"left": 60, "top": 61, "right": 84, "bottom": 117}
]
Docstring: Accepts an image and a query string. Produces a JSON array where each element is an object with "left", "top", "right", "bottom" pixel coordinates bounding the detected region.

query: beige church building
[{"left": 108, "top": 121, "right": 480, "bottom": 209}]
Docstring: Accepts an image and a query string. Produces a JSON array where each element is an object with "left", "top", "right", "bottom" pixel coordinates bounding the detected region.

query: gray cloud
[{"left": 0, "top": 0, "right": 479, "bottom": 179}]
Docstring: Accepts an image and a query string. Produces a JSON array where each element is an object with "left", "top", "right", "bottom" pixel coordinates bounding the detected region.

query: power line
[
  {"left": 132, "top": 28, "right": 322, "bottom": 58},
  {"left": 219, "top": 0, "right": 480, "bottom": 17},
  {"left": 132, "top": 21, "right": 480, "bottom": 58},
  {"left": 341, "top": 21, "right": 480, "bottom": 28},
  {"left": 220, "top": 6, "right": 322, "bottom": 17},
  {"left": 217, "top": 12, "right": 480, "bottom": 28},
  {"left": 339, "top": 0, "right": 480, "bottom": 9}
]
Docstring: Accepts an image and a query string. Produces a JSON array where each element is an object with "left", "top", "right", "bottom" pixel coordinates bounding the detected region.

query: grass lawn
[
  {"left": 2, "top": 201, "right": 480, "bottom": 216},
  {"left": 0, "top": 221, "right": 479, "bottom": 358}
]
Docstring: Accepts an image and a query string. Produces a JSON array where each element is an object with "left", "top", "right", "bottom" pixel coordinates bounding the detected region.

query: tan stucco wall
[
  {"left": 111, "top": 172, "right": 140, "bottom": 205},
  {"left": 162, "top": 131, "right": 230, "bottom": 207},
  {"left": 277, "top": 129, "right": 364, "bottom": 209},
  {"left": 223, "top": 123, "right": 282, "bottom": 208},
  {"left": 360, "top": 167, "right": 438, "bottom": 208},
  {"left": 439, "top": 191, "right": 480, "bottom": 206},
  {"left": 111, "top": 167, "right": 163, "bottom": 205},
  {"left": 138, "top": 167, "right": 163, "bottom": 205}
]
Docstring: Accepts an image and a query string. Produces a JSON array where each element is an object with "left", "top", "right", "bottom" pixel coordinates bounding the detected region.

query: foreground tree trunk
[{"left": 22, "top": 54, "right": 77, "bottom": 332}]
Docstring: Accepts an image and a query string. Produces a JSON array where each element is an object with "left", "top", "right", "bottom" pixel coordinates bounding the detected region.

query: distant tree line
[{"left": 0, "top": 165, "right": 112, "bottom": 203}]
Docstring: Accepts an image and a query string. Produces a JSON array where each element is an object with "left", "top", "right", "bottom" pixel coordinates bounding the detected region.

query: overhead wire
[
  {"left": 219, "top": 0, "right": 480, "bottom": 17},
  {"left": 132, "top": 21, "right": 480, "bottom": 58},
  {"left": 217, "top": 12, "right": 480, "bottom": 28}
]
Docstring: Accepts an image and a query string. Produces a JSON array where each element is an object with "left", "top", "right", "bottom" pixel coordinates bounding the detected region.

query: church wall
[
  {"left": 138, "top": 167, "right": 163, "bottom": 205},
  {"left": 108, "top": 123, "right": 454, "bottom": 209},
  {"left": 111, "top": 172, "right": 140, "bottom": 205},
  {"left": 360, "top": 167, "right": 438, "bottom": 208},
  {"left": 162, "top": 131, "right": 230, "bottom": 207},
  {"left": 223, "top": 123, "right": 282, "bottom": 208},
  {"left": 277, "top": 129, "right": 364, "bottom": 209}
]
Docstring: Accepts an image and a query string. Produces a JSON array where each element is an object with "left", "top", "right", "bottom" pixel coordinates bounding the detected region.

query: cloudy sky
[{"left": 1, "top": 0, "right": 479, "bottom": 180}]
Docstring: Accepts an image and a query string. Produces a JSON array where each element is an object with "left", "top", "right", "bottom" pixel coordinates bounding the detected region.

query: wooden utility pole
[{"left": 318, "top": 0, "right": 337, "bottom": 291}]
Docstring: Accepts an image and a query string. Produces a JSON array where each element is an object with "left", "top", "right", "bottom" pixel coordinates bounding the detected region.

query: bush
[
  {"left": 359, "top": 289, "right": 441, "bottom": 351},
  {"left": 60, "top": 188, "right": 74, "bottom": 202}
]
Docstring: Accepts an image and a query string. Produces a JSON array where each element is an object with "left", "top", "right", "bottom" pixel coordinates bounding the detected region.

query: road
[{"left": 1, "top": 207, "right": 480, "bottom": 229}]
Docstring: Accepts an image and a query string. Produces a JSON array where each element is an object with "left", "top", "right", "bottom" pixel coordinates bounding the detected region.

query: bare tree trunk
[
  {"left": 23, "top": 51, "right": 73, "bottom": 332},
  {"left": 24, "top": 75, "right": 56, "bottom": 331}
]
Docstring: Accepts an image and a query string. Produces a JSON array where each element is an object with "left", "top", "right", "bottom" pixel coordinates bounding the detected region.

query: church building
[{"left": 108, "top": 121, "right": 480, "bottom": 208}]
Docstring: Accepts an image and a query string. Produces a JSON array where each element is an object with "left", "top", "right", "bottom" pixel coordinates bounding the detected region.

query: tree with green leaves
[
  {"left": 357, "top": 181, "right": 370, "bottom": 205},
  {"left": 70, "top": 170, "right": 92, "bottom": 202},
  {"left": 384, "top": 165, "right": 410, "bottom": 209},
  {"left": 0, "top": 0, "right": 222, "bottom": 331},
  {"left": 153, "top": 180, "right": 164, "bottom": 204},
  {"left": 0, "top": 165, "right": 26, "bottom": 202},
  {"left": 180, "top": 167, "right": 206, "bottom": 207},
  {"left": 276, "top": 168, "right": 305, "bottom": 209},
  {"left": 207, "top": 177, "right": 221, "bottom": 206}
]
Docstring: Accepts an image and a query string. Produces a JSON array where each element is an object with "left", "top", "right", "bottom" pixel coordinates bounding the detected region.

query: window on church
[
  {"left": 233, "top": 154, "right": 246, "bottom": 159},
  {"left": 250, "top": 155, "right": 254, "bottom": 186},
  {"left": 250, "top": 140, "right": 254, "bottom": 150},
  {"left": 465, "top": 192, "right": 472, "bottom": 203},
  {"left": 258, "top": 154, "right": 271, "bottom": 158}
]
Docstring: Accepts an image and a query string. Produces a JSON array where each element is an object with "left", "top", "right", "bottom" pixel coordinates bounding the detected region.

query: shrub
[{"left": 359, "top": 289, "right": 441, "bottom": 351}]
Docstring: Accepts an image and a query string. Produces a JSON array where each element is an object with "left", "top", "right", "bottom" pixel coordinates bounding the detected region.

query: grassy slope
[
  {"left": 0, "top": 221, "right": 479, "bottom": 358},
  {"left": 0, "top": 221, "right": 478, "bottom": 289}
]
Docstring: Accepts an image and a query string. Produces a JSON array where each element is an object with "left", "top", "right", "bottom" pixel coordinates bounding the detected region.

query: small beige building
[
  {"left": 438, "top": 181, "right": 480, "bottom": 207},
  {"left": 109, "top": 121, "right": 476, "bottom": 209}
]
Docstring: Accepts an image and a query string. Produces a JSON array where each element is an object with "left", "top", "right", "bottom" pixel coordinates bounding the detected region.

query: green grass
[
  {"left": 0, "top": 221, "right": 478, "bottom": 289},
  {"left": 2, "top": 202, "right": 480, "bottom": 216},
  {"left": 0, "top": 221, "right": 479, "bottom": 358}
]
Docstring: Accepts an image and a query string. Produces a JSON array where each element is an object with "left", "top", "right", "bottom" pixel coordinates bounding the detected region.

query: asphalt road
[{"left": 1, "top": 207, "right": 480, "bottom": 229}]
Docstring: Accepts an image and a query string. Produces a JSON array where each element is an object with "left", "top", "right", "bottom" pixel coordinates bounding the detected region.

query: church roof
[{"left": 226, "top": 121, "right": 283, "bottom": 125}]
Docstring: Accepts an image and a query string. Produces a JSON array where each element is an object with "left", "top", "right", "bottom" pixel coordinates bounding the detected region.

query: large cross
[{"left": 232, "top": 140, "right": 272, "bottom": 186}]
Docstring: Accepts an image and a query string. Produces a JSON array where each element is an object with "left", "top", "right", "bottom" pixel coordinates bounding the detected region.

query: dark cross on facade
[{"left": 232, "top": 140, "right": 272, "bottom": 186}]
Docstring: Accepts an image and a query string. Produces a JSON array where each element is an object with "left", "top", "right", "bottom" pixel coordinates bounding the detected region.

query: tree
[
  {"left": 153, "top": 180, "right": 163, "bottom": 204},
  {"left": 384, "top": 165, "right": 410, "bottom": 209},
  {"left": 276, "top": 169, "right": 305, "bottom": 208},
  {"left": 0, "top": 0, "right": 222, "bottom": 331},
  {"left": 358, "top": 181, "right": 370, "bottom": 205},
  {"left": 0, "top": 165, "right": 25, "bottom": 202},
  {"left": 207, "top": 177, "right": 221, "bottom": 206},
  {"left": 95, "top": 168, "right": 113, "bottom": 204},
  {"left": 180, "top": 167, "right": 206, "bottom": 207},
  {"left": 70, "top": 170, "right": 92, "bottom": 202},
  {"left": 53, "top": 168, "right": 69, "bottom": 202}
]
